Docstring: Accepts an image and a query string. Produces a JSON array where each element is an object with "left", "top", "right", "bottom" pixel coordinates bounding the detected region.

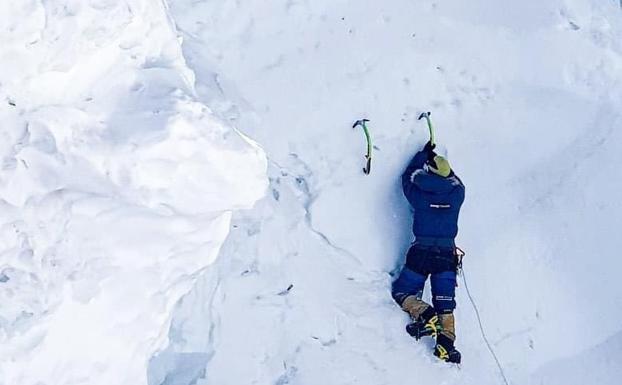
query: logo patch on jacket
[{"left": 430, "top": 204, "right": 451, "bottom": 209}]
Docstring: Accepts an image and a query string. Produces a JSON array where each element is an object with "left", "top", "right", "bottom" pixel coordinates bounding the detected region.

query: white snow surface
[
  {"left": 2, "top": 1, "right": 622, "bottom": 385},
  {"left": 0, "top": 1, "right": 267, "bottom": 385}
]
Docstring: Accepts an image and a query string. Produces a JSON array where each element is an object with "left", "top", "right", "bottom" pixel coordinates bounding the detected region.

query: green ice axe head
[
  {"left": 418, "top": 111, "right": 435, "bottom": 145},
  {"left": 417, "top": 112, "right": 431, "bottom": 120},
  {"left": 352, "top": 119, "right": 372, "bottom": 175},
  {"left": 352, "top": 119, "right": 370, "bottom": 129}
]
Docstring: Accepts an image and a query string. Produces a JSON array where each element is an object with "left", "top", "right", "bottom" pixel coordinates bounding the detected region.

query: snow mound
[{"left": 0, "top": 1, "right": 266, "bottom": 385}]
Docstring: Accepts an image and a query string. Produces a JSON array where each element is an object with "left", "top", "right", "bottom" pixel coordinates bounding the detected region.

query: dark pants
[{"left": 392, "top": 245, "right": 458, "bottom": 314}]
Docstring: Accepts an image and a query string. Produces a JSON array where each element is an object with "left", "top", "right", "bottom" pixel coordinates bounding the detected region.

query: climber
[{"left": 392, "top": 140, "right": 465, "bottom": 364}]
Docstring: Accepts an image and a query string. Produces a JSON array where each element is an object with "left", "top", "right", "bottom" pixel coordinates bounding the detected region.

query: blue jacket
[{"left": 401, "top": 150, "right": 465, "bottom": 242}]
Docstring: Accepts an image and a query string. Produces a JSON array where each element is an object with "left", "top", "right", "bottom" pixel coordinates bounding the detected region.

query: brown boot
[
  {"left": 438, "top": 313, "right": 456, "bottom": 340},
  {"left": 402, "top": 296, "right": 441, "bottom": 340},
  {"left": 434, "top": 313, "right": 461, "bottom": 363},
  {"left": 406, "top": 309, "right": 441, "bottom": 340},
  {"left": 401, "top": 295, "right": 430, "bottom": 320}
]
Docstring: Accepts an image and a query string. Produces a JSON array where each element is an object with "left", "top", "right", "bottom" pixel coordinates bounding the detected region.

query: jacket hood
[{"left": 413, "top": 169, "right": 461, "bottom": 194}]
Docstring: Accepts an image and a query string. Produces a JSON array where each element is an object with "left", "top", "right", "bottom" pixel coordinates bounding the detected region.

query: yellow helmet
[{"left": 427, "top": 155, "right": 451, "bottom": 177}]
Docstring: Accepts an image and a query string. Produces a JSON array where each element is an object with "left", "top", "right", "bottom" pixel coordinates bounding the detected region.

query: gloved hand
[
  {"left": 424, "top": 141, "right": 436, "bottom": 161},
  {"left": 423, "top": 140, "right": 436, "bottom": 152}
]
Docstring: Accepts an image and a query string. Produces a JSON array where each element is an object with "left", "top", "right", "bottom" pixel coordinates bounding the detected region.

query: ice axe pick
[{"left": 352, "top": 119, "right": 372, "bottom": 175}]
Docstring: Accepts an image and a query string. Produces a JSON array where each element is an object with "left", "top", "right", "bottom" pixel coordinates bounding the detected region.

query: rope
[{"left": 461, "top": 265, "right": 511, "bottom": 385}]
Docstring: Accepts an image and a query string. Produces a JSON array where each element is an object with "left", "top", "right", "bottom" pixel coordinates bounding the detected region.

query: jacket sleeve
[
  {"left": 451, "top": 174, "right": 466, "bottom": 210},
  {"left": 401, "top": 149, "right": 428, "bottom": 199},
  {"left": 458, "top": 176, "right": 466, "bottom": 206}
]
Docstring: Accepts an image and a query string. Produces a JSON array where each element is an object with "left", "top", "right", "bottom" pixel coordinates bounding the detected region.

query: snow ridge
[{"left": 0, "top": 1, "right": 266, "bottom": 385}]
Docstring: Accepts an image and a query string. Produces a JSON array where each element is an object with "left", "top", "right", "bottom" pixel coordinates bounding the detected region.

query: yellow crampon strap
[
  {"left": 425, "top": 315, "right": 441, "bottom": 338},
  {"left": 436, "top": 344, "right": 449, "bottom": 361}
]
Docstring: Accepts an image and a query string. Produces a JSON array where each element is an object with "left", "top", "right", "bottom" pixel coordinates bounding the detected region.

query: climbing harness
[
  {"left": 454, "top": 246, "right": 465, "bottom": 275},
  {"left": 352, "top": 119, "right": 372, "bottom": 175}
]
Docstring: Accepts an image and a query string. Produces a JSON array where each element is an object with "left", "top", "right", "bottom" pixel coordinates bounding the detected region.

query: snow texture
[
  {"left": 2, "top": 1, "right": 622, "bottom": 385},
  {"left": 0, "top": 1, "right": 266, "bottom": 385}
]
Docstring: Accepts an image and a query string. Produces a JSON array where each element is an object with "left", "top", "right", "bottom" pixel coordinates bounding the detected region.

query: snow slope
[
  {"left": 162, "top": 1, "right": 622, "bottom": 385},
  {"left": 0, "top": 1, "right": 266, "bottom": 385},
  {"left": 2, "top": 1, "right": 622, "bottom": 385}
]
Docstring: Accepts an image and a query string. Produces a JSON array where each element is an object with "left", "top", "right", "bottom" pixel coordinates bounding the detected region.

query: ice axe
[
  {"left": 352, "top": 119, "right": 372, "bottom": 175},
  {"left": 418, "top": 111, "right": 435, "bottom": 145}
]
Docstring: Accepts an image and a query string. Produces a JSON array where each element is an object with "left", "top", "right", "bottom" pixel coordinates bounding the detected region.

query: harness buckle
[{"left": 454, "top": 246, "right": 465, "bottom": 276}]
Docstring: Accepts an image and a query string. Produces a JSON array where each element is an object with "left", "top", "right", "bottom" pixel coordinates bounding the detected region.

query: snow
[
  {"left": 2, "top": 1, "right": 622, "bottom": 385},
  {"left": 0, "top": 1, "right": 266, "bottom": 385}
]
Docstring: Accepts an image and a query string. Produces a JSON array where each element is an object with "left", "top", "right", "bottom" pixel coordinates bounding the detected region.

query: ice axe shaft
[
  {"left": 418, "top": 111, "right": 435, "bottom": 145},
  {"left": 352, "top": 119, "right": 372, "bottom": 175}
]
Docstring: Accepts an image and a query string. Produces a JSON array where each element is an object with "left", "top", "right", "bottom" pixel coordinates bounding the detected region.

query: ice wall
[{"left": 0, "top": 1, "right": 266, "bottom": 384}]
